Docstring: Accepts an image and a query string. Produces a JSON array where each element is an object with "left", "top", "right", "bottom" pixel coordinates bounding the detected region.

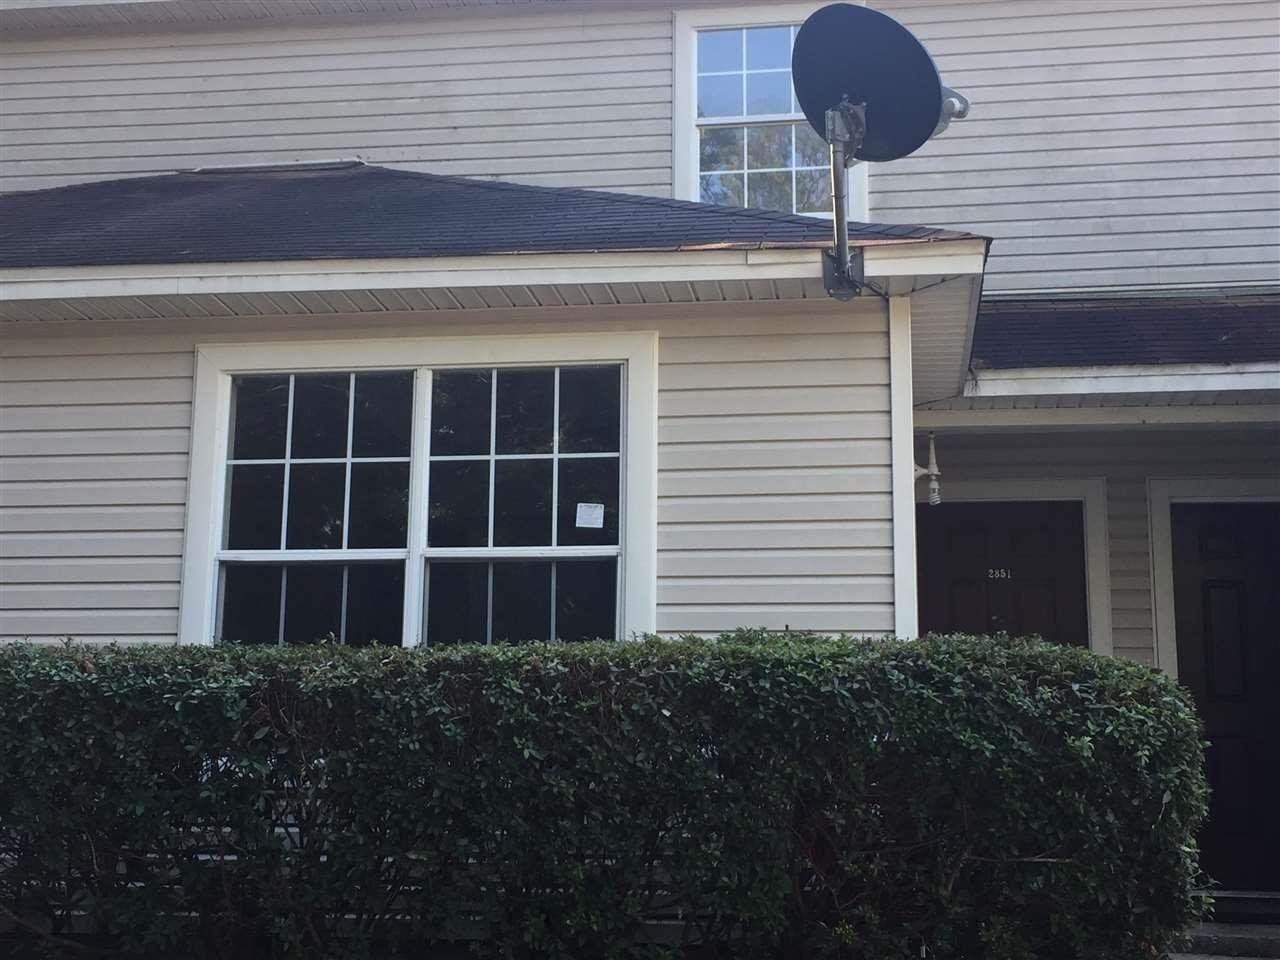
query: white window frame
[
  {"left": 178, "top": 332, "right": 659, "bottom": 647},
  {"left": 672, "top": 2, "right": 869, "bottom": 220}
]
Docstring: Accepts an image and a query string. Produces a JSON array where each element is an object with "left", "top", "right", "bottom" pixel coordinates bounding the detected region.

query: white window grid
[
  {"left": 695, "top": 23, "right": 830, "bottom": 216},
  {"left": 421, "top": 364, "right": 624, "bottom": 646},
  {"left": 214, "top": 363, "right": 626, "bottom": 647}
]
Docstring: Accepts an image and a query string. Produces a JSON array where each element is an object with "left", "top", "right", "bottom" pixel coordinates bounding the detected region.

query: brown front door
[
  {"left": 917, "top": 501, "right": 1089, "bottom": 646},
  {"left": 1172, "top": 502, "right": 1280, "bottom": 892}
]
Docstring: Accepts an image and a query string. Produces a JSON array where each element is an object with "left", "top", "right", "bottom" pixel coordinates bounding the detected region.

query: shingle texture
[
  {"left": 0, "top": 161, "right": 976, "bottom": 269},
  {"left": 972, "top": 298, "right": 1280, "bottom": 369}
]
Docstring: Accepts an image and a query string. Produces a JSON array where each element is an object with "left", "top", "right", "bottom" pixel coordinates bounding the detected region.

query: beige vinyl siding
[
  {"left": 871, "top": 0, "right": 1280, "bottom": 294},
  {"left": 0, "top": 6, "right": 674, "bottom": 195},
  {"left": 923, "top": 427, "right": 1280, "bottom": 665},
  {"left": 0, "top": 299, "right": 893, "bottom": 642}
]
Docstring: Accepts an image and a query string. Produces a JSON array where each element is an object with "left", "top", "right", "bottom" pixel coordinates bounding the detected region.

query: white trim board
[
  {"left": 671, "top": 2, "right": 869, "bottom": 220},
  {"left": 915, "top": 477, "right": 1113, "bottom": 656},
  {"left": 915, "top": 404, "right": 1280, "bottom": 430},
  {"left": 179, "top": 330, "right": 659, "bottom": 646},
  {"left": 964, "top": 361, "right": 1280, "bottom": 398},
  {"left": 0, "top": 241, "right": 987, "bottom": 302},
  {"left": 889, "top": 295, "right": 918, "bottom": 638},
  {"left": 1148, "top": 477, "right": 1280, "bottom": 680}
]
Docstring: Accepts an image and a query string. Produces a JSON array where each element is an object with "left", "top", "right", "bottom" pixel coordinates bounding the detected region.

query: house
[{"left": 0, "top": 0, "right": 1276, "bottom": 898}]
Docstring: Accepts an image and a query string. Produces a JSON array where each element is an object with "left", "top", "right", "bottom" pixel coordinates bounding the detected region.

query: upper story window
[
  {"left": 184, "top": 335, "right": 658, "bottom": 649},
  {"left": 695, "top": 26, "right": 830, "bottom": 215},
  {"left": 674, "top": 7, "right": 868, "bottom": 221}
]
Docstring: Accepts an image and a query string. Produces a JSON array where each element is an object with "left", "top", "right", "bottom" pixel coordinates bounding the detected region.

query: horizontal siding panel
[
  {"left": 0, "top": 378, "right": 193, "bottom": 406},
  {"left": 0, "top": 479, "right": 188, "bottom": 508},
  {"left": 656, "top": 604, "right": 894, "bottom": 634},
  {"left": 659, "top": 386, "right": 889, "bottom": 418},
  {"left": 659, "top": 440, "right": 891, "bottom": 471},
  {"left": 0, "top": 609, "right": 179, "bottom": 637},
  {"left": 0, "top": 428, "right": 190, "bottom": 457},
  {"left": 0, "top": 404, "right": 191, "bottom": 431},
  {"left": 0, "top": 454, "right": 189, "bottom": 483},
  {"left": 659, "top": 494, "right": 891, "bottom": 524},
  {"left": 0, "top": 530, "right": 185, "bottom": 558},
  {"left": 0, "top": 583, "right": 180, "bottom": 611},
  {"left": 658, "top": 578, "right": 893, "bottom": 605},
  {"left": 658, "top": 548, "right": 892, "bottom": 578},
  {"left": 0, "top": 556, "right": 181, "bottom": 584},
  {"left": 0, "top": 504, "right": 186, "bottom": 534},
  {"left": 659, "top": 521, "right": 893, "bottom": 552},
  {"left": 659, "top": 413, "right": 889, "bottom": 444},
  {"left": 660, "top": 360, "right": 887, "bottom": 391},
  {"left": 0, "top": 352, "right": 194, "bottom": 381},
  {"left": 658, "top": 466, "right": 890, "bottom": 498}
]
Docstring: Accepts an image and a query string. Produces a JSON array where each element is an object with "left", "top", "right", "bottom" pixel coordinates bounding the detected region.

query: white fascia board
[
  {"left": 863, "top": 239, "right": 988, "bottom": 281},
  {"left": 0, "top": 240, "right": 986, "bottom": 302},
  {"left": 965, "top": 361, "right": 1280, "bottom": 397},
  {"left": 915, "top": 404, "right": 1280, "bottom": 430}
]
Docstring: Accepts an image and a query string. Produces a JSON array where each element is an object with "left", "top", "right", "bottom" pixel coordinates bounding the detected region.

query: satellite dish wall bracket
[{"left": 824, "top": 97, "right": 867, "bottom": 300}]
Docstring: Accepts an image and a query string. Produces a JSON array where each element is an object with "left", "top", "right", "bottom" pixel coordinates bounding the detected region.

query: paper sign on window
[{"left": 575, "top": 502, "right": 605, "bottom": 529}]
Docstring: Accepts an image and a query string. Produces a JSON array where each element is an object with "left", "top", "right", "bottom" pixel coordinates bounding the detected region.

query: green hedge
[{"left": 0, "top": 634, "right": 1206, "bottom": 959}]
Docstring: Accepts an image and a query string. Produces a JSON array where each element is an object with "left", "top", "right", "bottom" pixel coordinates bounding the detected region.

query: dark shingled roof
[
  {"left": 972, "top": 298, "right": 1280, "bottom": 369},
  {"left": 0, "top": 161, "right": 978, "bottom": 269}
]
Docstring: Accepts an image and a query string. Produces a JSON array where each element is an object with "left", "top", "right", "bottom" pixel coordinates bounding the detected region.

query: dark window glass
[
  {"left": 291, "top": 374, "right": 350, "bottom": 459},
  {"left": 431, "top": 370, "right": 491, "bottom": 456},
  {"left": 286, "top": 463, "right": 346, "bottom": 549},
  {"left": 492, "top": 562, "right": 550, "bottom": 644},
  {"left": 348, "top": 462, "right": 409, "bottom": 548},
  {"left": 495, "top": 368, "right": 553, "bottom": 454},
  {"left": 427, "top": 562, "right": 488, "bottom": 645},
  {"left": 353, "top": 372, "right": 413, "bottom": 458},
  {"left": 283, "top": 564, "right": 343, "bottom": 644},
  {"left": 493, "top": 459, "right": 552, "bottom": 547},
  {"left": 557, "top": 458, "right": 619, "bottom": 546},
  {"left": 429, "top": 460, "right": 489, "bottom": 547},
  {"left": 226, "top": 464, "right": 284, "bottom": 549},
  {"left": 556, "top": 559, "right": 617, "bottom": 642},
  {"left": 559, "top": 366, "right": 620, "bottom": 453},
  {"left": 220, "top": 564, "right": 282, "bottom": 644},
  {"left": 344, "top": 563, "right": 405, "bottom": 647},
  {"left": 231, "top": 376, "right": 289, "bottom": 460}
]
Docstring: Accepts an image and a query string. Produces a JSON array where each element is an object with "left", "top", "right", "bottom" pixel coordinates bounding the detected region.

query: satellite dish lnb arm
[{"left": 824, "top": 97, "right": 866, "bottom": 301}]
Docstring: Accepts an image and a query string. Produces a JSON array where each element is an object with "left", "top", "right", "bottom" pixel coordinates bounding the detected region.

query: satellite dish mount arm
[{"left": 824, "top": 97, "right": 867, "bottom": 301}]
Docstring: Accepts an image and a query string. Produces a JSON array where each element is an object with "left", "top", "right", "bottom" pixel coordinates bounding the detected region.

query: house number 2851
[{"left": 987, "top": 568, "right": 1012, "bottom": 579}]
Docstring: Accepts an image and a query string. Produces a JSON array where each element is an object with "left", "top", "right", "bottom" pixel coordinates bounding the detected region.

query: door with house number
[
  {"left": 1172, "top": 502, "right": 1280, "bottom": 892},
  {"left": 916, "top": 501, "right": 1089, "bottom": 646}
]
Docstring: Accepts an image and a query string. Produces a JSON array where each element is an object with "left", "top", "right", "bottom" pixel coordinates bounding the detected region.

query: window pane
[
  {"left": 745, "top": 71, "right": 791, "bottom": 115},
  {"left": 699, "top": 126, "right": 743, "bottom": 172},
  {"left": 283, "top": 564, "right": 343, "bottom": 644},
  {"left": 556, "top": 559, "right": 617, "bottom": 642},
  {"left": 348, "top": 462, "right": 409, "bottom": 548},
  {"left": 747, "top": 170, "right": 793, "bottom": 213},
  {"left": 226, "top": 464, "right": 283, "bottom": 550},
  {"left": 494, "top": 459, "right": 552, "bottom": 547},
  {"left": 495, "top": 368, "right": 554, "bottom": 454},
  {"left": 291, "top": 374, "right": 349, "bottom": 459},
  {"left": 796, "top": 168, "right": 832, "bottom": 215},
  {"left": 219, "top": 563, "right": 282, "bottom": 644},
  {"left": 745, "top": 26, "right": 790, "bottom": 70},
  {"left": 230, "top": 375, "right": 289, "bottom": 460},
  {"left": 427, "top": 561, "right": 488, "bottom": 645},
  {"left": 559, "top": 365, "right": 620, "bottom": 454},
  {"left": 557, "top": 457, "right": 619, "bottom": 547},
  {"left": 795, "top": 122, "right": 829, "bottom": 168},
  {"left": 697, "top": 28, "right": 741, "bottom": 73},
  {"left": 286, "top": 463, "right": 346, "bottom": 549},
  {"left": 492, "top": 562, "right": 550, "bottom": 644},
  {"left": 746, "top": 124, "right": 790, "bottom": 169},
  {"left": 431, "top": 369, "right": 491, "bottom": 456},
  {"left": 429, "top": 460, "right": 489, "bottom": 547},
  {"left": 700, "top": 172, "right": 744, "bottom": 207},
  {"left": 353, "top": 371, "right": 413, "bottom": 458},
  {"left": 345, "top": 562, "right": 405, "bottom": 647},
  {"left": 697, "top": 74, "right": 742, "bottom": 119}
]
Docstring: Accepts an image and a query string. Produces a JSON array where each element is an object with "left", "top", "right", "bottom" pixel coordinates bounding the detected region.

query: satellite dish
[
  {"left": 792, "top": 3, "right": 946, "bottom": 162},
  {"left": 792, "top": 2, "right": 970, "bottom": 298}
]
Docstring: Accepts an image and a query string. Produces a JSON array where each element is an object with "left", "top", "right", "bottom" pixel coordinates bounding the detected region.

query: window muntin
[
  {"left": 694, "top": 24, "right": 833, "bottom": 216},
  {"left": 215, "top": 363, "right": 623, "bottom": 648}
]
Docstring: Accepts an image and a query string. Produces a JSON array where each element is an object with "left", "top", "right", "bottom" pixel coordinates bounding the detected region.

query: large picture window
[{"left": 189, "top": 335, "right": 657, "bottom": 648}]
